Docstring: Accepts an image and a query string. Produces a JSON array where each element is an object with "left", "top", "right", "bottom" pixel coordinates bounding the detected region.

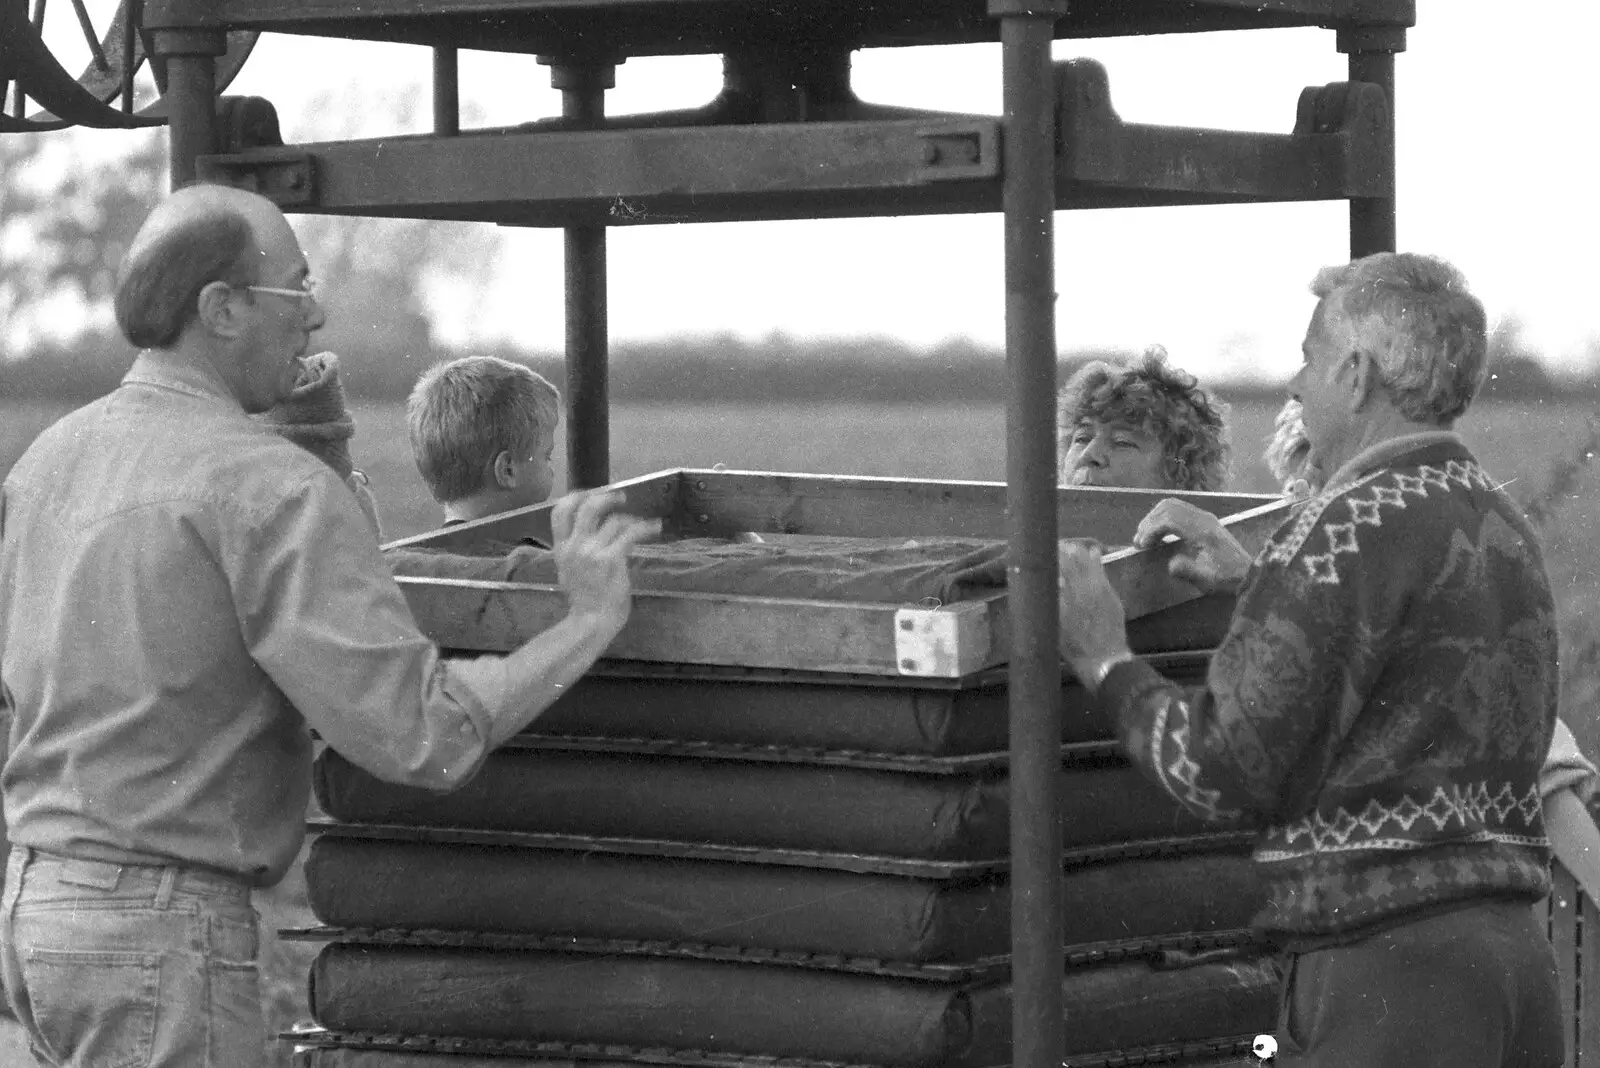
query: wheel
[{"left": 0, "top": 0, "right": 257, "bottom": 132}]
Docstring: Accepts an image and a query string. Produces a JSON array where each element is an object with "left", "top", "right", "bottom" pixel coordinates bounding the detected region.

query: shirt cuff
[
  {"left": 437, "top": 652, "right": 511, "bottom": 747},
  {"left": 1083, "top": 651, "right": 1136, "bottom": 695}
]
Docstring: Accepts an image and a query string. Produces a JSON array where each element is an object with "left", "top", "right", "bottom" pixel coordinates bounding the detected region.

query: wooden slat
[
  {"left": 382, "top": 469, "right": 682, "bottom": 553},
  {"left": 387, "top": 467, "right": 1285, "bottom": 553},
  {"left": 1580, "top": 879, "right": 1600, "bottom": 1068},
  {"left": 396, "top": 517, "right": 1244, "bottom": 678},
  {"left": 678, "top": 469, "right": 1278, "bottom": 543},
  {"left": 399, "top": 577, "right": 1008, "bottom": 677},
  {"left": 392, "top": 472, "right": 1291, "bottom": 677},
  {"left": 1101, "top": 497, "right": 1294, "bottom": 621},
  {"left": 1552, "top": 863, "right": 1581, "bottom": 1067}
]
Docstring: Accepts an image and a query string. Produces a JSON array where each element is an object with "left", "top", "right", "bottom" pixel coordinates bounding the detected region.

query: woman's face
[{"left": 1060, "top": 419, "right": 1170, "bottom": 490}]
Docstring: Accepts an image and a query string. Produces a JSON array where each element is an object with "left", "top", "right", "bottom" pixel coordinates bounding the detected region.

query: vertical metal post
[
  {"left": 433, "top": 47, "right": 460, "bottom": 136},
  {"left": 990, "top": 2, "right": 1066, "bottom": 1067},
  {"left": 1340, "top": 26, "right": 1405, "bottom": 258},
  {"left": 152, "top": 30, "right": 226, "bottom": 190},
  {"left": 542, "top": 58, "right": 616, "bottom": 489}
]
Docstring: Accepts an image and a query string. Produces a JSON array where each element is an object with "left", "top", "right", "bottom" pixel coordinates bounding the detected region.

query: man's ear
[
  {"left": 1346, "top": 350, "right": 1380, "bottom": 412},
  {"left": 196, "top": 280, "right": 244, "bottom": 339},
  {"left": 491, "top": 450, "right": 517, "bottom": 490}
]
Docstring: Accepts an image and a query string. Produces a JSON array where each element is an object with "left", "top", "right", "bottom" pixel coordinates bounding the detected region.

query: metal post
[
  {"left": 433, "top": 47, "right": 459, "bottom": 136},
  {"left": 990, "top": 2, "right": 1066, "bottom": 1067},
  {"left": 542, "top": 58, "right": 616, "bottom": 489},
  {"left": 1340, "top": 26, "right": 1405, "bottom": 258},
  {"left": 153, "top": 30, "right": 226, "bottom": 190}
]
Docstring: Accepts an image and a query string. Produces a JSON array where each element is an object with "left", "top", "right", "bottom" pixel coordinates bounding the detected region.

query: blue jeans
[{"left": 0, "top": 847, "right": 265, "bottom": 1068}]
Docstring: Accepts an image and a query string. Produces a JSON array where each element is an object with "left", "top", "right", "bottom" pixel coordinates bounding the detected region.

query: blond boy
[{"left": 407, "top": 356, "right": 561, "bottom": 529}]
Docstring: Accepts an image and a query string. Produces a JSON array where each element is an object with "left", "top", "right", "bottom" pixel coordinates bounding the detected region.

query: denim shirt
[{"left": 0, "top": 350, "right": 508, "bottom": 887}]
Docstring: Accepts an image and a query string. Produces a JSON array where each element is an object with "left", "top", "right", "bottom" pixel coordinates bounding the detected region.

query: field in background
[
  {"left": 4, "top": 398, "right": 1591, "bottom": 537},
  {"left": 333, "top": 398, "right": 1600, "bottom": 538},
  {"left": 3, "top": 394, "right": 1600, "bottom": 1065}
]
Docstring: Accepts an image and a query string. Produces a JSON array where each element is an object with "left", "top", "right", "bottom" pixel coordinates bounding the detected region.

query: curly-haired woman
[{"left": 1056, "top": 346, "right": 1230, "bottom": 492}]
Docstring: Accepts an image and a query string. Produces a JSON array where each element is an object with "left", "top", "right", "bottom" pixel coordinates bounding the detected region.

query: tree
[
  {"left": 0, "top": 128, "right": 166, "bottom": 360},
  {"left": 0, "top": 78, "right": 505, "bottom": 398},
  {"left": 287, "top": 82, "right": 506, "bottom": 396}
]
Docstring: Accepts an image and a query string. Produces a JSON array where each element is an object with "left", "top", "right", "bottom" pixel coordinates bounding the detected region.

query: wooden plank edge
[
  {"left": 398, "top": 576, "right": 1007, "bottom": 678},
  {"left": 381, "top": 468, "right": 684, "bottom": 553},
  {"left": 1100, "top": 497, "right": 1293, "bottom": 620}
]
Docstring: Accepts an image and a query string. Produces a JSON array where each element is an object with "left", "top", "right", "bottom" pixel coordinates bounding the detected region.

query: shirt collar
[
  {"left": 1322, "top": 430, "right": 1468, "bottom": 491},
  {"left": 122, "top": 349, "right": 244, "bottom": 412}
]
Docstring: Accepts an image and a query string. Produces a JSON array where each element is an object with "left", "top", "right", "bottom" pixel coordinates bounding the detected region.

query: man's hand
[
  {"left": 1058, "top": 539, "right": 1132, "bottom": 689},
  {"left": 550, "top": 491, "right": 661, "bottom": 637},
  {"left": 1133, "top": 499, "right": 1251, "bottom": 595}
]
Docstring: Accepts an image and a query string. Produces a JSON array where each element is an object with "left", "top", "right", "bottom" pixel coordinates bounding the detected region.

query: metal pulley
[{"left": 0, "top": 0, "right": 256, "bottom": 132}]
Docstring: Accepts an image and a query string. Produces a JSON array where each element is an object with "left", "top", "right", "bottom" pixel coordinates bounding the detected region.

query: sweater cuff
[{"left": 1096, "top": 657, "right": 1166, "bottom": 712}]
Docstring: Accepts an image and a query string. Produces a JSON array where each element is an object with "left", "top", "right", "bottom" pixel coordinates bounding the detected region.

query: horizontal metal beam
[
  {"left": 1057, "top": 59, "right": 1393, "bottom": 203},
  {"left": 197, "top": 118, "right": 1003, "bottom": 225},
  {"left": 151, "top": 0, "right": 1413, "bottom": 58},
  {"left": 198, "top": 66, "right": 1392, "bottom": 227}
]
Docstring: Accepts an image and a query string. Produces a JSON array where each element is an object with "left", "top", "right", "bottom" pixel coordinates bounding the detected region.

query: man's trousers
[
  {"left": 1275, "top": 899, "right": 1564, "bottom": 1068},
  {"left": 0, "top": 847, "right": 265, "bottom": 1067}
]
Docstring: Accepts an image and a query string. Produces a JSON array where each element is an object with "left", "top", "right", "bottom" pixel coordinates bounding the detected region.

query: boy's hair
[
  {"left": 406, "top": 356, "right": 561, "bottom": 503},
  {"left": 1056, "top": 346, "right": 1231, "bottom": 491}
]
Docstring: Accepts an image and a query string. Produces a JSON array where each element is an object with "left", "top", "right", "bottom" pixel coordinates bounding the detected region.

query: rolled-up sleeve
[
  {"left": 227, "top": 470, "right": 510, "bottom": 791},
  {"left": 1543, "top": 719, "right": 1599, "bottom": 804}
]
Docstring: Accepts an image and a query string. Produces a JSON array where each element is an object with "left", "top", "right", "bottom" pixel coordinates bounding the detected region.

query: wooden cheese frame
[{"left": 384, "top": 469, "right": 1290, "bottom": 678}]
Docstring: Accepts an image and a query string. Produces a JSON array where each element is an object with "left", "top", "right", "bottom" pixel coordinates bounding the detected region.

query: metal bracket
[
  {"left": 1055, "top": 58, "right": 1393, "bottom": 201},
  {"left": 893, "top": 602, "right": 991, "bottom": 677},
  {"left": 1335, "top": 24, "right": 1409, "bottom": 54},
  {"left": 216, "top": 95, "right": 283, "bottom": 153},
  {"left": 196, "top": 150, "right": 316, "bottom": 207},
  {"left": 915, "top": 122, "right": 1000, "bottom": 183}
]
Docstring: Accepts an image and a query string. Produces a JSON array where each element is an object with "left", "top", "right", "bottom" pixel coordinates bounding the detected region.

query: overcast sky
[{"left": 184, "top": 1, "right": 1600, "bottom": 379}]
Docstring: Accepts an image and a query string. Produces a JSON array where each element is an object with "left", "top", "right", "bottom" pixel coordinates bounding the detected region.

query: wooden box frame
[{"left": 384, "top": 469, "right": 1290, "bottom": 679}]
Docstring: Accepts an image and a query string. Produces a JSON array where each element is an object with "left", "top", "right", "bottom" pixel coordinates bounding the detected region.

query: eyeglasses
[{"left": 244, "top": 276, "right": 321, "bottom": 304}]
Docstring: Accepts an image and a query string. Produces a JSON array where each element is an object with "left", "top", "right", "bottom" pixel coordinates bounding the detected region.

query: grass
[{"left": 4, "top": 394, "right": 1600, "bottom": 1064}]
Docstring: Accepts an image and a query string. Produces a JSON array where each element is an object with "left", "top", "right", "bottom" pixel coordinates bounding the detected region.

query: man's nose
[{"left": 305, "top": 299, "right": 326, "bottom": 332}]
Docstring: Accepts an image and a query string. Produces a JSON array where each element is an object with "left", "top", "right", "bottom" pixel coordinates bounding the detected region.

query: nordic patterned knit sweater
[{"left": 1098, "top": 431, "right": 1558, "bottom": 946}]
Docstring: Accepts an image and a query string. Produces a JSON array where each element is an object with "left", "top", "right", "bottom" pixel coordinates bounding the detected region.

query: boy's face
[{"left": 1060, "top": 418, "right": 1169, "bottom": 490}]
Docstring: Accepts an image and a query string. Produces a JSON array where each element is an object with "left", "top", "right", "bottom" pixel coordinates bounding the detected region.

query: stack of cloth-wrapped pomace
[{"left": 289, "top": 534, "right": 1275, "bottom": 1068}]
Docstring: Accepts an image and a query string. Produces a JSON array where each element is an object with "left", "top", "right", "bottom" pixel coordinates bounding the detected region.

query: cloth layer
[{"left": 304, "top": 836, "right": 1264, "bottom": 963}]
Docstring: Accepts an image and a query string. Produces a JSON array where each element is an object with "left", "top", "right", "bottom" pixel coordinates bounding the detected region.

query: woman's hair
[
  {"left": 1056, "top": 346, "right": 1231, "bottom": 491},
  {"left": 1263, "top": 398, "right": 1322, "bottom": 499}
]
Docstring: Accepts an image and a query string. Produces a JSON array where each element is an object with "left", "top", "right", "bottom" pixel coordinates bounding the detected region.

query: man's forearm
[{"left": 480, "top": 610, "right": 625, "bottom": 748}]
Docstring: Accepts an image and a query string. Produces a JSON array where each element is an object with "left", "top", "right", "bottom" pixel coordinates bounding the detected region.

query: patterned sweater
[{"left": 1099, "top": 432, "right": 1558, "bottom": 943}]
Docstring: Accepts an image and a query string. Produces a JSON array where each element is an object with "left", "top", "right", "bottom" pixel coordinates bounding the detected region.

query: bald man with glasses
[{"left": 0, "top": 185, "right": 657, "bottom": 1067}]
